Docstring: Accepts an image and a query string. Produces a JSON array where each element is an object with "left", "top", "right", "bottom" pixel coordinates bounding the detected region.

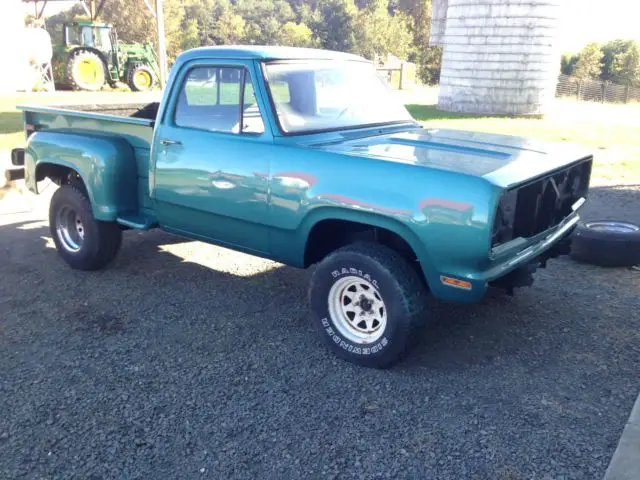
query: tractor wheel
[
  {"left": 127, "top": 65, "right": 156, "bottom": 92},
  {"left": 67, "top": 50, "right": 106, "bottom": 91}
]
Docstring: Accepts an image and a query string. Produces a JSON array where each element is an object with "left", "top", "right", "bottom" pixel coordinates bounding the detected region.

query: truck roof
[{"left": 176, "top": 45, "right": 368, "bottom": 63}]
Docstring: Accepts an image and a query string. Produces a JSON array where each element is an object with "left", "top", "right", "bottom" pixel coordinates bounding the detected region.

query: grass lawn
[
  {"left": 2, "top": 89, "right": 639, "bottom": 185},
  {"left": 406, "top": 97, "right": 640, "bottom": 185}
]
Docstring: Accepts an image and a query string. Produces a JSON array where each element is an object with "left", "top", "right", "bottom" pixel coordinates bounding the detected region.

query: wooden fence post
[{"left": 577, "top": 81, "right": 581, "bottom": 101}]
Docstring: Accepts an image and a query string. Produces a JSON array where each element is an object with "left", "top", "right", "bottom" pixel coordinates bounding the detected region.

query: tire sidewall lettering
[
  {"left": 320, "top": 264, "right": 393, "bottom": 357},
  {"left": 331, "top": 267, "right": 379, "bottom": 289}
]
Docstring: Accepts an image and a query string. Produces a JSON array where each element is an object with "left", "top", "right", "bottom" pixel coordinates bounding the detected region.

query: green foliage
[
  {"left": 181, "top": 19, "right": 201, "bottom": 52},
  {"left": 280, "top": 22, "right": 317, "bottom": 47},
  {"left": 601, "top": 39, "right": 635, "bottom": 80},
  {"left": 99, "top": 0, "right": 185, "bottom": 62},
  {"left": 611, "top": 43, "right": 640, "bottom": 86},
  {"left": 47, "top": 0, "right": 442, "bottom": 82},
  {"left": 393, "top": 0, "right": 439, "bottom": 84},
  {"left": 311, "top": 0, "right": 358, "bottom": 52},
  {"left": 573, "top": 42, "right": 604, "bottom": 80},
  {"left": 416, "top": 46, "right": 442, "bottom": 85},
  {"left": 601, "top": 39, "right": 640, "bottom": 86},
  {"left": 234, "top": 0, "right": 295, "bottom": 44},
  {"left": 560, "top": 53, "right": 578, "bottom": 76},
  {"left": 354, "top": 0, "right": 412, "bottom": 60},
  {"left": 562, "top": 40, "right": 640, "bottom": 87}
]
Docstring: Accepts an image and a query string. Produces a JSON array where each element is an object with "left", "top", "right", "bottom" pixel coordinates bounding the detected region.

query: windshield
[
  {"left": 66, "top": 26, "right": 112, "bottom": 50},
  {"left": 263, "top": 60, "right": 414, "bottom": 134}
]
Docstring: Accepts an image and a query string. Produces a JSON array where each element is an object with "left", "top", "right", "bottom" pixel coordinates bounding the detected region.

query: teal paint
[{"left": 19, "top": 46, "right": 592, "bottom": 303}]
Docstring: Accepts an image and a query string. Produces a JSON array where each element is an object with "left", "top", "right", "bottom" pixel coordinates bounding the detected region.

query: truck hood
[{"left": 311, "top": 128, "right": 593, "bottom": 188}]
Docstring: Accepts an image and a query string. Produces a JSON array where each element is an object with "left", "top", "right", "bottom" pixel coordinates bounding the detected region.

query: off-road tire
[
  {"left": 66, "top": 49, "right": 106, "bottom": 91},
  {"left": 571, "top": 220, "right": 640, "bottom": 267},
  {"left": 309, "top": 243, "right": 430, "bottom": 368},
  {"left": 127, "top": 64, "right": 156, "bottom": 92},
  {"left": 49, "top": 185, "right": 122, "bottom": 270}
]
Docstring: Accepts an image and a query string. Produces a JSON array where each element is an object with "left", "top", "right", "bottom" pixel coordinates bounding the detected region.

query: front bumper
[
  {"left": 483, "top": 211, "right": 579, "bottom": 283},
  {"left": 432, "top": 211, "right": 579, "bottom": 303}
]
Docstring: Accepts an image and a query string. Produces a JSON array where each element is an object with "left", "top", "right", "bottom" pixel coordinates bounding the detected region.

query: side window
[
  {"left": 175, "top": 66, "right": 265, "bottom": 135},
  {"left": 269, "top": 79, "right": 291, "bottom": 104}
]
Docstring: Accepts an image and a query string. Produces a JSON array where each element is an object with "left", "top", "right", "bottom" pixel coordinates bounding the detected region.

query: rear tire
[
  {"left": 66, "top": 50, "right": 106, "bottom": 91},
  {"left": 309, "top": 243, "right": 430, "bottom": 368},
  {"left": 49, "top": 185, "right": 122, "bottom": 270}
]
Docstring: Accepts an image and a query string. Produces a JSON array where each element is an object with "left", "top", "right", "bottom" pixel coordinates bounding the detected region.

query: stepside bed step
[{"left": 116, "top": 213, "right": 158, "bottom": 230}]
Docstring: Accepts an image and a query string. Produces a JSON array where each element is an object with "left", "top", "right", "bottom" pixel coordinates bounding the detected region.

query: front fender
[
  {"left": 292, "top": 206, "right": 441, "bottom": 286},
  {"left": 26, "top": 131, "right": 137, "bottom": 221}
]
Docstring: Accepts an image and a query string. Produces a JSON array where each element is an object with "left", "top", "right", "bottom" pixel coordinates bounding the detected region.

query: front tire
[
  {"left": 127, "top": 65, "right": 156, "bottom": 92},
  {"left": 309, "top": 243, "right": 430, "bottom": 368},
  {"left": 49, "top": 185, "right": 122, "bottom": 270}
]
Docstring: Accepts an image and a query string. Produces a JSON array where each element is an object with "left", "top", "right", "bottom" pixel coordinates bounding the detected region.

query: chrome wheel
[
  {"left": 328, "top": 276, "right": 387, "bottom": 344},
  {"left": 586, "top": 221, "right": 640, "bottom": 234},
  {"left": 55, "top": 206, "right": 85, "bottom": 253}
]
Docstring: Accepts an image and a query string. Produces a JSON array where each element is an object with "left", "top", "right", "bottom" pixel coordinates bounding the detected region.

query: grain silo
[
  {"left": 430, "top": 0, "right": 562, "bottom": 115},
  {"left": 0, "top": 0, "right": 30, "bottom": 93}
]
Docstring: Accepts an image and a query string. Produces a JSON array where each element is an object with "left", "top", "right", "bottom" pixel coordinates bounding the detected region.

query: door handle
[{"left": 159, "top": 139, "right": 182, "bottom": 146}]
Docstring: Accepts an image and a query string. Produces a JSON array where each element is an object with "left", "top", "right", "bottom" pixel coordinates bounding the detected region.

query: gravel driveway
[{"left": 1, "top": 184, "right": 639, "bottom": 479}]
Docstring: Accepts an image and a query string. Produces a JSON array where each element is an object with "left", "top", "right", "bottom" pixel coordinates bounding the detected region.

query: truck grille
[{"left": 492, "top": 157, "right": 592, "bottom": 246}]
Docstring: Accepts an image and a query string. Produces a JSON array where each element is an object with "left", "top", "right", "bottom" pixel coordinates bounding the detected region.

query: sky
[
  {"left": 26, "top": 0, "right": 640, "bottom": 54},
  {"left": 559, "top": 0, "right": 639, "bottom": 52}
]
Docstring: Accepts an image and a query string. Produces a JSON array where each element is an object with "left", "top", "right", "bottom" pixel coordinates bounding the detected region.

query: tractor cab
[{"left": 63, "top": 22, "right": 116, "bottom": 52}]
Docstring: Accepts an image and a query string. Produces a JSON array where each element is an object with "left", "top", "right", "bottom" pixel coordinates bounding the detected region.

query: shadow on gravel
[
  {"left": 0, "top": 220, "right": 571, "bottom": 374},
  {"left": 1, "top": 182, "right": 638, "bottom": 372}
]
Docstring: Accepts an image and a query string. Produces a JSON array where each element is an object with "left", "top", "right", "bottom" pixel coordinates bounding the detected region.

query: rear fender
[{"left": 26, "top": 131, "right": 137, "bottom": 221}]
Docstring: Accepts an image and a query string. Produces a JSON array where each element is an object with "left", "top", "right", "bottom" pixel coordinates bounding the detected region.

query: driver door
[{"left": 152, "top": 60, "right": 273, "bottom": 254}]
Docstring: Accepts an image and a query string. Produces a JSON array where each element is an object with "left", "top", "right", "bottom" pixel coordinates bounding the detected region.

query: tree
[
  {"left": 355, "top": 0, "right": 413, "bottom": 60},
  {"left": 235, "top": 0, "right": 295, "bottom": 45},
  {"left": 601, "top": 39, "right": 635, "bottom": 80},
  {"left": 573, "top": 42, "right": 603, "bottom": 80},
  {"left": 213, "top": 8, "right": 246, "bottom": 45},
  {"left": 391, "top": 0, "right": 441, "bottom": 84},
  {"left": 181, "top": 18, "right": 201, "bottom": 52},
  {"left": 312, "top": 0, "right": 358, "bottom": 52},
  {"left": 416, "top": 45, "right": 441, "bottom": 85},
  {"left": 280, "top": 22, "right": 317, "bottom": 47},
  {"left": 560, "top": 53, "right": 577, "bottom": 76},
  {"left": 100, "top": 0, "right": 184, "bottom": 62},
  {"left": 611, "top": 42, "right": 640, "bottom": 86}
]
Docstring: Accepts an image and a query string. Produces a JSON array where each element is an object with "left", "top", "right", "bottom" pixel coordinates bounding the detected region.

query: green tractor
[{"left": 52, "top": 21, "right": 160, "bottom": 92}]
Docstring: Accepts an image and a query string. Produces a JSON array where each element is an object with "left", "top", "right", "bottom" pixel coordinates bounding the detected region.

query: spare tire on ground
[{"left": 570, "top": 220, "right": 640, "bottom": 267}]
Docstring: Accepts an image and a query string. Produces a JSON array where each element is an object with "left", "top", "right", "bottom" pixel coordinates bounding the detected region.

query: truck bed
[
  {"left": 18, "top": 102, "right": 160, "bottom": 218},
  {"left": 51, "top": 102, "right": 160, "bottom": 121}
]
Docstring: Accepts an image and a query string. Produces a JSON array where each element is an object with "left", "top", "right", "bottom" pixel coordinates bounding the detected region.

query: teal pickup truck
[{"left": 9, "top": 46, "right": 593, "bottom": 367}]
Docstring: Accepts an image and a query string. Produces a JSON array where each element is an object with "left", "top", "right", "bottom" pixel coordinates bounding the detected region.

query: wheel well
[
  {"left": 36, "top": 164, "right": 88, "bottom": 196},
  {"left": 304, "top": 219, "right": 419, "bottom": 268}
]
